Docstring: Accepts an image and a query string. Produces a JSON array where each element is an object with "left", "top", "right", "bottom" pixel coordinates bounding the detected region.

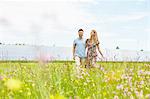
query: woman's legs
[
  {"left": 86, "top": 58, "right": 90, "bottom": 68},
  {"left": 86, "top": 57, "right": 97, "bottom": 68},
  {"left": 91, "top": 57, "right": 97, "bottom": 68}
]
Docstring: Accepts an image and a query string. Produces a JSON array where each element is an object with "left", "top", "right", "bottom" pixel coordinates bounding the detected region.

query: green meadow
[{"left": 0, "top": 61, "right": 150, "bottom": 99}]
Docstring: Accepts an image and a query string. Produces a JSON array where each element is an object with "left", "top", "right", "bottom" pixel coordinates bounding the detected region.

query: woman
[{"left": 86, "top": 29, "right": 104, "bottom": 68}]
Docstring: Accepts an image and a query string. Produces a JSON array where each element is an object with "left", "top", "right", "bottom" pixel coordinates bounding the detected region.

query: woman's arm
[{"left": 97, "top": 44, "right": 104, "bottom": 58}]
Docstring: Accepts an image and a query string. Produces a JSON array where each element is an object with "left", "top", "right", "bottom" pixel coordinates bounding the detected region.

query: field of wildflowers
[{"left": 0, "top": 62, "right": 150, "bottom": 99}]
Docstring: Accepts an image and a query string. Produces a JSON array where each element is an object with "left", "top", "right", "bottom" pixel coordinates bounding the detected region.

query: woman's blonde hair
[{"left": 90, "top": 29, "right": 99, "bottom": 44}]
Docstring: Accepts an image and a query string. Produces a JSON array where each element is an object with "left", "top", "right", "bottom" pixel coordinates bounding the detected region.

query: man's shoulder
[
  {"left": 74, "top": 38, "right": 79, "bottom": 41},
  {"left": 73, "top": 38, "right": 79, "bottom": 44}
]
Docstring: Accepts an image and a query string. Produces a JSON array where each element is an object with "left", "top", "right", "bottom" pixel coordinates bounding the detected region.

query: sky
[{"left": 0, "top": 0, "right": 149, "bottom": 51}]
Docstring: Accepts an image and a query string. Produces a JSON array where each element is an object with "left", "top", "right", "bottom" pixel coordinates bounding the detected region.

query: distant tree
[
  {"left": 140, "top": 49, "right": 144, "bottom": 52},
  {"left": 0, "top": 42, "right": 2, "bottom": 45},
  {"left": 53, "top": 44, "right": 55, "bottom": 47},
  {"left": 116, "top": 46, "right": 120, "bottom": 50}
]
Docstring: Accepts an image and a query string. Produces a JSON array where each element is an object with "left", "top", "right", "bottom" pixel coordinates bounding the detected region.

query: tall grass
[{"left": 0, "top": 62, "right": 150, "bottom": 99}]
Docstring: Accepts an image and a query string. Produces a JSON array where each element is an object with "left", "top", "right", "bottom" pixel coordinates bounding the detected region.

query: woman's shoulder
[
  {"left": 86, "top": 38, "right": 90, "bottom": 43},
  {"left": 87, "top": 38, "right": 90, "bottom": 40}
]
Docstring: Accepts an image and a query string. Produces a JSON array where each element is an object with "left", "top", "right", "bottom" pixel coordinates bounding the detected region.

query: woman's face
[{"left": 91, "top": 31, "right": 95, "bottom": 36}]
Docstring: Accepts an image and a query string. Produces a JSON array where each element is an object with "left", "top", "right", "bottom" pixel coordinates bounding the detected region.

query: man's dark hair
[{"left": 78, "top": 29, "right": 84, "bottom": 32}]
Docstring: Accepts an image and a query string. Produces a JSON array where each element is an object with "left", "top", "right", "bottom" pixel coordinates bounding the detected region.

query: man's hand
[
  {"left": 73, "top": 55, "right": 75, "bottom": 60},
  {"left": 73, "top": 44, "right": 76, "bottom": 60}
]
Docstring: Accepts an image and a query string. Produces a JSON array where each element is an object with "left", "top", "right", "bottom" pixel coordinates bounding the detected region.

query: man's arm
[{"left": 73, "top": 44, "right": 76, "bottom": 60}]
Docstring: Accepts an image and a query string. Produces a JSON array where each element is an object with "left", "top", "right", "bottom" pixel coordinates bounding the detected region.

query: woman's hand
[
  {"left": 100, "top": 53, "right": 104, "bottom": 59},
  {"left": 102, "top": 56, "right": 106, "bottom": 60},
  {"left": 98, "top": 55, "right": 106, "bottom": 61}
]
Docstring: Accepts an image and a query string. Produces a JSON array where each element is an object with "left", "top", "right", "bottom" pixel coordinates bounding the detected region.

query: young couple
[{"left": 73, "top": 29, "right": 104, "bottom": 69}]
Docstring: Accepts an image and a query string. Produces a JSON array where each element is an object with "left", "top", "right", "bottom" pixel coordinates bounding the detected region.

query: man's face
[{"left": 78, "top": 31, "right": 84, "bottom": 37}]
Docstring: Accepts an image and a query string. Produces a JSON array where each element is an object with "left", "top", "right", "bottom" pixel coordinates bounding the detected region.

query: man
[{"left": 73, "top": 29, "right": 86, "bottom": 68}]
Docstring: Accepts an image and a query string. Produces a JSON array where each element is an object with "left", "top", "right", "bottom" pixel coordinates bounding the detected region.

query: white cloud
[
  {"left": 0, "top": 1, "right": 96, "bottom": 46},
  {"left": 97, "top": 14, "right": 147, "bottom": 24},
  {"left": 144, "top": 28, "right": 150, "bottom": 32},
  {"left": 0, "top": 0, "right": 97, "bottom": 2},
  {"left": 0, "top": 0, "right": 149, "bottom": 51}
]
